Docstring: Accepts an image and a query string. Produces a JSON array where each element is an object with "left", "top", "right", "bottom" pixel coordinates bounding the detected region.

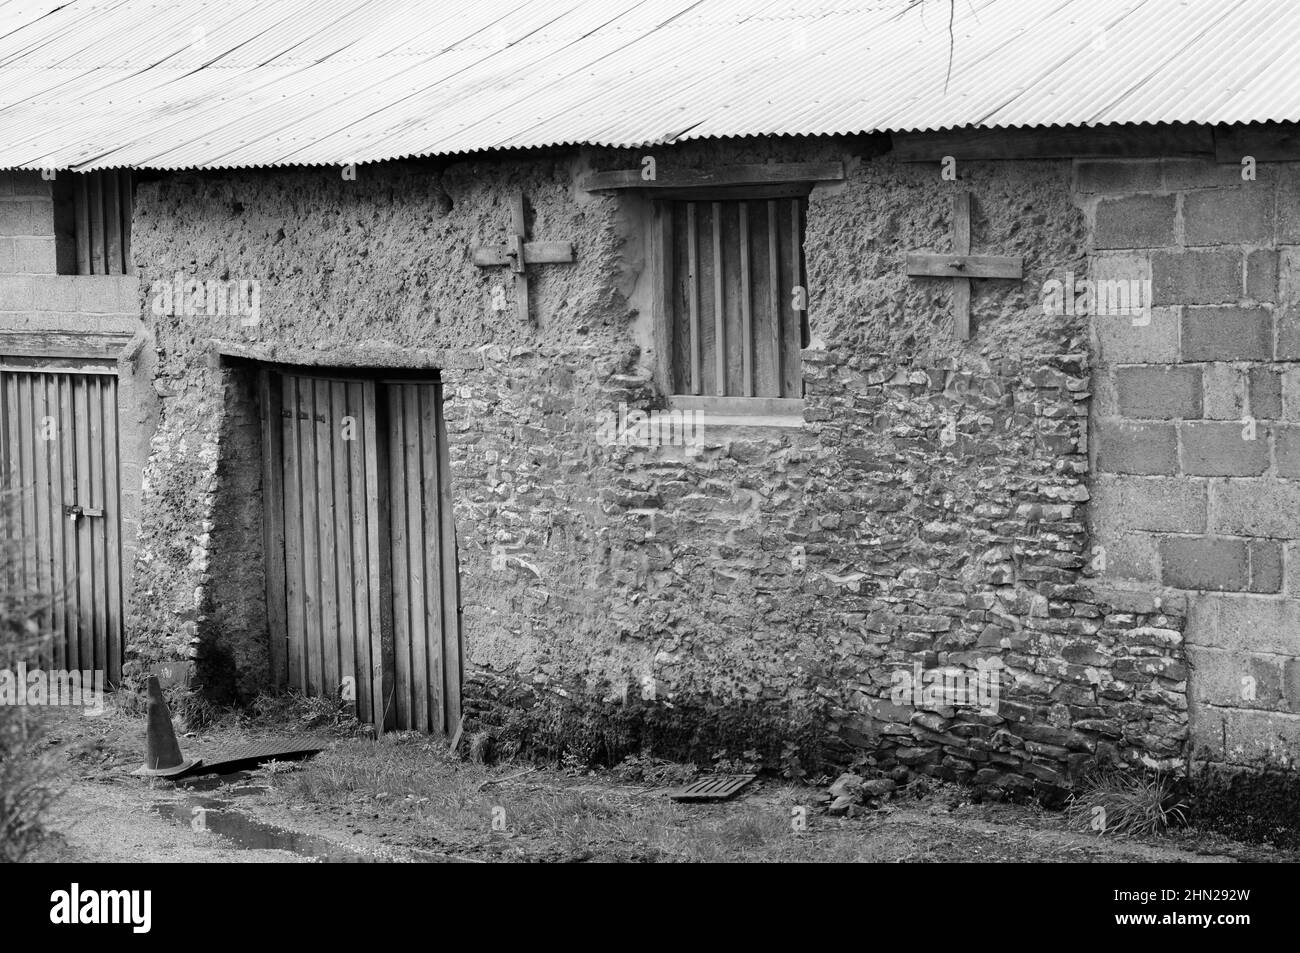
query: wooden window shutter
[
  {"left": 662, "top": 194, "right": 807, "bottom": 399},
  {"left": 53, "top": 170, "right": 133, "bottom": 276}
]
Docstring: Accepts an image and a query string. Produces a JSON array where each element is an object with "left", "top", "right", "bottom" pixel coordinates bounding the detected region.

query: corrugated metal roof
[{"left": 0, "top": 0, "right": 1291, "bottom": 171}]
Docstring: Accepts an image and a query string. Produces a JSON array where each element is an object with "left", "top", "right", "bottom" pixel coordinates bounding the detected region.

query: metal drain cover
[
  {"left": 188, "top": 739, "right": 325, "bottom": 776},
  {"left": 670, "top": 774, "right": 756, "bottom": 802}
]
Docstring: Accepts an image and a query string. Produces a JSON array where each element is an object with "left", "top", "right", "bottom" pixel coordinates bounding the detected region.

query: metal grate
[{"left": 670, "top": 774, "right": 756, "bottom": 803}]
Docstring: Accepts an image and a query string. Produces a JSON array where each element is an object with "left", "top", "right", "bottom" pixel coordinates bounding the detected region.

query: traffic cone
[{"left": 130, "top": 675, "right": 201, "bottom": 778}]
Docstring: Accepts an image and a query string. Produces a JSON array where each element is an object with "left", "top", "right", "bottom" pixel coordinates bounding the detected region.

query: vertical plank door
[
  {"left": 262, "top": 370, "right": 460, "bottom": 735},
  {"left": 0, "top": 365, "right": 123, "bottom": 684}
]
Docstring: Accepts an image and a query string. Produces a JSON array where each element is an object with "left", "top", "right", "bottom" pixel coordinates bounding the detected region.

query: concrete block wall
[
  {"left": 0, "top": 170, "right": 139, "bottom": 333},
  {"left": 1084, "top": 157, "right": 1300, "bottom": 768},
  {"left": 0, "top": 169, "right": 56, "bottom": 273}
]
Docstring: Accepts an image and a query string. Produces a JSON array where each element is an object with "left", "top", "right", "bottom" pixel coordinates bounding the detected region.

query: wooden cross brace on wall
[
  {"left": 472, "top": 192, "right": 575, "bottom": 324},
  {"left": 905, "top": 191, "right": 1023, "bottom": 341}
]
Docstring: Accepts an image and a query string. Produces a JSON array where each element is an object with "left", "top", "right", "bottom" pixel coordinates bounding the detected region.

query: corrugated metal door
[
  {"left": 260, "top": 369, "right": 461, "bottom": 735},
  {"left": 0, "top": 363, "right": 123, "bottom": 684}
]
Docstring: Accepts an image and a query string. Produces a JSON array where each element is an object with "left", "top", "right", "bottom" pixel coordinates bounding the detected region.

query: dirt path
[
  {"left": 45, "top": 772, "right": 1243, "bottom": 864},
  {"left": 32, "top": 706, "right": 1289, "bottom": 864},
  {"left": 47, "top": 780, "right": 312, "bottom": 863}
]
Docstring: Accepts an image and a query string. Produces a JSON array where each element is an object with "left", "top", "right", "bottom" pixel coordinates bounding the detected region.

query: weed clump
[{"left": 1065, "top": 771, "right": 1188, "bottom": 837}]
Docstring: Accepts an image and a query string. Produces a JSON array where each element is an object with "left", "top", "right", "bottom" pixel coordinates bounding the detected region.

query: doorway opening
[{"left": 258, "top": 366, "right": 461, "bottom": 735}]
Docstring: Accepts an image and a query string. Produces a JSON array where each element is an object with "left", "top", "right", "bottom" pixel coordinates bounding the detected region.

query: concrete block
[
  {"left": 1275, "top": 247, "right": 1300, "bottom": 359},
  {"left": 1187, "top": 646, "right": 1284, "bottom": 709},
  {"left": 1091, "top": 368, "right": 1118, "bottom": 417},
  {"left": 1181, "top": 306, "right": 1272, "bottom": 361},
  {"left": 1163, "top": 159, "right": 1263, "bottom": 191},
  {"left": 1211, "top": 479, "right": 1300, "bottom": 537},
  {"left": 12, "top": 236, "right": 55, "bottom": 274},
  {"left": 1096, "top": 419, "right": 1178, "bottom": 474},
  {"left": 1115, "top": 364, "right": 1201, "bottom": 418},
  {"left": 75, "top": 275, "right": 124, "bottom": 314},
  {"left": 1246, "top": 248, "right": 1279, "bottom": 303},
  {"left": 1250, "top": 539, "right": 1284, "bottom": 593},
  {"left": 1201, "top": 363, "right": 1246, "bottom": 420},
  {"left": 1248, "top": 365, "right": 1282, "bottom": 418},
  {"left": 0, "top": 199, "right": 52, "bottom": 236},
  {"left": 1180, "top": 420, "right": 1269, "bottom": 476},
  {"left": 1091, "top": 474, "right": 1208, "bottom": 533},
  {"left": 31, "top": 275, "right": 82, "bottom": 312},
  {"left": 1280, "top": 431, "right": 1300, "bottom": 479},
  {"left": 1189, "top": 706, "right": 1300, "bottom": 765},
  {"left": 1151, "top": 249, "right": 1242, "bottom": 306},
  {"left": 1188, "top": 593, "right": 1300, "bottom": 654},
  {"left": 1091, "top": 527, "right": 1160, "bottom": 584},
  {"left": 1277, "top": 171, "right": 1300, "bottom": 243},
  {"left": 6, "top": 171, "right": 47, "bottom": 198},
  {"left": 1093, "top": 306, "right": 1179, "bottom": 364},
  {"left": 1285, "top": 658, "right": 1300, "bottom": 713},
  {"left": 1076, "top": 160, "right": 1162, "bottom": 194},
  {"left": 1183, "top": 188, "right": 1274, "bottom": 245},
  {"left": 116, "top": 275, "right": 142, "bottom": 314},
  {"left": 1095, "top": 194, "right": 1176, "bottom": 249},
  {"left": 0, "top": 274, "right": 35, "bottom": 310},
  {"left": 1160, "top": 535, "right": 1251, "bottom": 591},
  {"left": 1282, "top": 366, "right": 1300, "bottom": 420}
]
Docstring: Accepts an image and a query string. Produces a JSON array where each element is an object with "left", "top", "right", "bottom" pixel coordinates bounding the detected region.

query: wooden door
[
  {"left": 0, "top": 362, "right": 123, "bottom": 684},
  {"left": 260, "top": 369, "right": 461, "bottom": 734}
]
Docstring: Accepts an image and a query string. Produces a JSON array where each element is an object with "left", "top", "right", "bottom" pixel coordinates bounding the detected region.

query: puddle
[
  {"left": 150, "top": 774, "right": 468, "bottom": 863},
  {"left": 178, "top": 770, "right": 262, "bottom": 794},
  {"left": 151, "top": 795, "right": 380, "bottom": 862}
]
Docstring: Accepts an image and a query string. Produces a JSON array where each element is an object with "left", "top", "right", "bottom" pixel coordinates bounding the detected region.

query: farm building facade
[{"left": 2, "top": 0, "right": 1299, "bottom": 803}]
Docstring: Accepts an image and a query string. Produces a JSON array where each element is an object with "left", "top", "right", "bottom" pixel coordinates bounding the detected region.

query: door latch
[{"left": 63, "top": 504, "right": 104, "bottom": 520}]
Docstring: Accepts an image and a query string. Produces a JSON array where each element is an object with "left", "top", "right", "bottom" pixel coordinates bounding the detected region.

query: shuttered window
[
  {"left": 660, "top": 192, "right": 808, "bottom": 398},
  {"left": 53, "top": 170, "right": 133, "bottom": 275}
]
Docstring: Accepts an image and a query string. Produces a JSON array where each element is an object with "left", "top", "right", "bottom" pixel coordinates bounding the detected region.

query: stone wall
[
  {"left": 449, "top": 333, "right": 1188, "bottom": 798},
  {"left": 1084, "top": 156, "right": 1300, "bottom": 771},
  {"left": 113, "top": 137, "right": 1206, "bottom": 800},
  {"left": 125, "top": 157, "right": 631, "bottom": 696}
]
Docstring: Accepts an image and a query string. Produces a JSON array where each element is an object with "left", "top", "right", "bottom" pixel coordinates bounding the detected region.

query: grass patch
[
  {"left": 1065, "top": 771, "right": 1188, "bottom": 838},
  {"left": 1, "top": 496, "right": 67, "bottom": 860}
]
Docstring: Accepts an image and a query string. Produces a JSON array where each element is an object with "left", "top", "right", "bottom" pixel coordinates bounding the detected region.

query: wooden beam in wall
[
  {"left": 0, "top": 331, "right": 132, "bottom": 360},
  {"left": 1212, "top": 123, "right": 1300, "bottom": 162},
  {"left": 892, "top": 122, "right": 1300, "bottom": 164},
  {"left": 890, "top": 125, "right": 1215, "bottom": 161},
  {"left": 651, "top": 200, "right": 674, "bottom": 397},
  {"left": 581, "top": 162, "right": 844, "bottom": 191}
]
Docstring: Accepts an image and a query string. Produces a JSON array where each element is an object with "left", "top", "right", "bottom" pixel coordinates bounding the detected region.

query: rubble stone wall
[{"left": 115, "top": 137, "right": 1215, "bottom": 797}]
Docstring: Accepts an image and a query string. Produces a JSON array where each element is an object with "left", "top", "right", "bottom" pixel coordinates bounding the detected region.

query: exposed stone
[{"left": 102, "top": 140, "right": 1193, "bottom": 798}]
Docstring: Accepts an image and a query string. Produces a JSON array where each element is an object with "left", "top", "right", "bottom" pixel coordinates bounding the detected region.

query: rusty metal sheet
[
  {"left": 188, "top": 739, "right": 326, "bottom": 776},
  {"left": 0, "top": 0, "right": 1291, "bottom": 171}
]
